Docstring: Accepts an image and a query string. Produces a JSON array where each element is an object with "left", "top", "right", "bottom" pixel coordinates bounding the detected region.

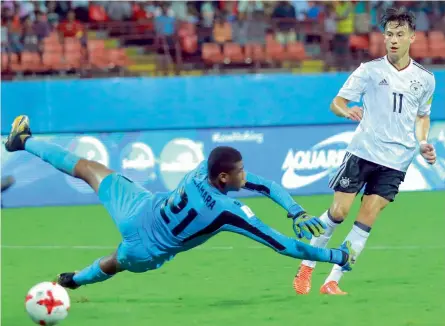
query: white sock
[
  {"left": 301, "top": 210, "right": 341, "bottom": 268},
  {"left": 324, "top": 222, "right": 370, "bottom": 285}
]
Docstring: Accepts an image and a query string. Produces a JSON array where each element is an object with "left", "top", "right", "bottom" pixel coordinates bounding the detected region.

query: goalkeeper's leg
[{"left": 57, "top": 250, "right": 123, "bottom": 289}]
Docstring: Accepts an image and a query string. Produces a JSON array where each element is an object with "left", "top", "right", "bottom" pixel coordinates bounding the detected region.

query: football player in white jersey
[{"left": 293, "top": 7, "right": 437, "bottom": 295}]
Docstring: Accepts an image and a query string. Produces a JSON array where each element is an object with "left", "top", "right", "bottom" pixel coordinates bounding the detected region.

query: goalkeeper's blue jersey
[{"left": 144, "top": 161, "right": 305, "bottom": 258}]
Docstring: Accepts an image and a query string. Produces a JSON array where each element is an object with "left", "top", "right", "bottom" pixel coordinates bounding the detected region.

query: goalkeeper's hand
[{"left": 288, "top": 211, "right": 326, "bottom": 240}]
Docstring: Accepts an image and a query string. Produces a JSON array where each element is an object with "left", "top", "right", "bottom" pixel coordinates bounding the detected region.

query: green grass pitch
[{"left": 2, "top": 191, "right": 444, "bottom": 326}]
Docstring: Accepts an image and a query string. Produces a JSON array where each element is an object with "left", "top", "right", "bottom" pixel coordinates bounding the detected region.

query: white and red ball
[{"left": 25, "top": 282, "right": 70, "bottom": 325}]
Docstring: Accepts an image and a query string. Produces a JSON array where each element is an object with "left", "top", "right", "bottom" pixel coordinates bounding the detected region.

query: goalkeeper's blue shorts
[{"left": 97, "top": 173, "right": 174, "bottom": 273}]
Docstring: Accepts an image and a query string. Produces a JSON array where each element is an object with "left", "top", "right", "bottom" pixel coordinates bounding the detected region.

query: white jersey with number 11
[{"left": 338, "top": 55, "right": 436, "bottom": 172}]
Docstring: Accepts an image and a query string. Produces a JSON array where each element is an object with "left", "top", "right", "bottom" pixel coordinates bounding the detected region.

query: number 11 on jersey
[{"left": 392, "top": 92, "right": 403, "bottom": 113}]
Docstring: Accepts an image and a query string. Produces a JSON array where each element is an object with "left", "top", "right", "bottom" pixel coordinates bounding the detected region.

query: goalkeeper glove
[
  {"left": 337, "top": 240, "right": 356, "bottom": 272},
  {"left": 288, "top": 211, "right": 326, "bottom": 240}
]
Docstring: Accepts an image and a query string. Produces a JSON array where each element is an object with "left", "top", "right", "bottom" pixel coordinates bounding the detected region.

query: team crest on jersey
[
  {"left": 339, "top": 177, "right": 350, "bottom": 188},
  {"left": 410, "top": 80, "right": 423, "bottom": 96}
]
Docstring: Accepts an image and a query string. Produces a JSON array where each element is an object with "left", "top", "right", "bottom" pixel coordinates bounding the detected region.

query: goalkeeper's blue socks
[
  {"left": 73, "top": 258, "right": 114, "bottom": 286},
  {"left": 24, "top": 138, "right": 80, "bottom": 176}
]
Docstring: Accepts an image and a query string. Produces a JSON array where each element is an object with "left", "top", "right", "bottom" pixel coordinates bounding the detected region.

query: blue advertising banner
[
  {"left": 2, "top": 122, "right": 444, "bottom": 208},
  {"left": 2, "top": 70, "right": 444, "bottom": 134}
]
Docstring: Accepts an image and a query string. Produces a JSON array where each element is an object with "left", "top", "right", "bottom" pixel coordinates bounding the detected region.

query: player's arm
[
  {"left": 330, "top": 63, "right": 370, "bottom": 121},
  {"left": 243, "top": 171, "right": 304, "bottom": 215},
  {"left": 219, "top": 203, "right": 354, "bottom": 270},
  {"left": 243, "top": 172, "right": 325, "bottom": 239},
  {"left": 416, "top": 76, "right": 436, "bottom": 164}
]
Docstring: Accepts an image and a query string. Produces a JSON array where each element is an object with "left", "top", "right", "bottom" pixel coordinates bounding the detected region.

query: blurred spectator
[
  {"left": 72, "top": 0, "right": 90, "bottom": 23},
  {"left": 354, "top": 1, "right": 370, "bottom": 35},
  {"left": 306, "top": 1, "right": 322, "bottom": 21},
  {"left": 185, "top": 2, "right": 199, "bottom": 24},
  {"left": 171, "top": 1, "right": 188, "bottom": 21},
  {"left": 213, "top": 14, "right": 232, "bottom": 44},
  {"left": 292, "top": 0, "right": 309, "bottom": 21},
  {"left": 106, "top": 1, "right": 132, "bottom": 21},
  {"left": 238, "top": 0, "right": 264, "bottom": 20},
  {"left": 414, "top": 2, "right": 430, "bottom": 32},
  {"left": 272, "top": 1, "right": 297, "bottom": 45},
  {"left": 4, "top": 17, "right": 23, "bottom": 63},
  {"left": 57, "top": 9, "right": 85, "bottom": 49},
  {"left": 231, "top": 10, "right": 268, "bottom": 45},
  {"left": 201, "top": 2, "right": 216, "bottom": 28},
  {"left": 333, "top": 1, "right": 354, "bottom": 70},
  {"left": 21, "top": 16, "right": 40, "bottom": 54},
  {"left": 247, "top": 10, "right": 268, "bottom": 44},
  {"left": 223, "top": 1, "right": 238, "bottom": 22},
  {"left": 154, "top": 4, "right": 176, "bottom": 38},
  {"left": 231, "top": 15, "right": 248, "bottom": 45},
  {"left": 18, "top": 1, "right": 36, "bottom": 20},
  {"left": 34, "top": 11, "right": 51, "bottom": 42},
  {"left": 46, "top": 1, "right": 59, "bottom": 29}
]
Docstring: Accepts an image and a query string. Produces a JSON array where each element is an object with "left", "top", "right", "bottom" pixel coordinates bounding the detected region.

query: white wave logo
[
  {"left": 281, "top": 132, "right": 355, "bottom": 189},
  {"left": 66, "top": 136, "right": 109, "bottom": 194},
  {"left": 122, "top": 142, "right": 155, "bottom": 170},
  {"left": 160, "top": 138, "right": 204, "bottom": 190}
]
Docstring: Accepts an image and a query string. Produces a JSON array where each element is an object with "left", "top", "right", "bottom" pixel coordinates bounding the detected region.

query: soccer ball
[{"left": 25, "top": 282, "right": 70, "bottom": 325}]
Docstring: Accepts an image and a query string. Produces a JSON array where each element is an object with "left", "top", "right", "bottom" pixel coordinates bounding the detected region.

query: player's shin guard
[
  {"left": 301, "top": 210, "right": 342, "bottom": 268},
  {"left": 324, "top": 221, "right": 370, "bottom": 284},
  {"left": 24, "top": 138, "right": 80, "bottom": 176},
  {"left": 72, "top": 258, "right": 114, "bottom": 286}
]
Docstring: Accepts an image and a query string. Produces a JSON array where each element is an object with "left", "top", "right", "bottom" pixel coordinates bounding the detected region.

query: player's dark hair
[
  {"left": 380, "top": 7, "right": 416, "bottom": 31},
  {"left": 208, "top": 146, "right": 242, "bottom": 180}
]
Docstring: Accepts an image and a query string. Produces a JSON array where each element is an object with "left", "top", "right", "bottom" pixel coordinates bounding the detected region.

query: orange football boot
[
  {"left": 293, "top": 265, "right": 314, "bottom": 295},
  {"left": 320, "top": 281, "right": 347, "bottom": 295}
]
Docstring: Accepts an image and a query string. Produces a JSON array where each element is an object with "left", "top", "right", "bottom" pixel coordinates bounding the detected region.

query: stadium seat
[
  {"left": 11, "top": 52, "right": 43, "bottom": 72},
  {"left": 87, "top": 39, "right": 105, "bottom": 52},
  {"left": 43, "top": 52, "right": 65, "bottom": 70},
  {"left": 266, "top": 41, "right": 285, "bottom": 62},
  {"left": 64, "top": 51, "right": 82, "bottom": 70},
  {"left": 107, "top": 49, "right": 130, "bottom": 67},
  {"left": 64, "top": 40, "right": 82, "bottom": 55},
  {"left": 223, "top": 43, "right": 244, "bottom": 64},
  {"left": 285, "top": 42, "right": 306, "bottom": 61},
  {"left": 428, "top": 31, "right": 445, "bottom": 59},
  {"left": 415, "top": 31, "right": 427, "bottom": 43},
  {"left": 1, "top": 53, "right": 9, "bottom": 70},
  {"left": 178, "top": 22, "right": 196, "bottom": 38},
  {"left": 44, "top": 41, "right": 63, "bottom": 54},
  {"left": 202, "top": 43, "right": 224, "bottom": 65},
  {"left": 181, "top": 34, "right": 198, "bottom": 54},
  {"left": 349, "top": 35, "right": 370, "bottom": 50},
  {"left": 410, "top": 41, "right": 429, "bottom": 59},
  {"left": 244, "top": 43, "right": 266, "bottom": 63},
  {"left": 369, "top": 32, "right": 385, "bottom": 58}
]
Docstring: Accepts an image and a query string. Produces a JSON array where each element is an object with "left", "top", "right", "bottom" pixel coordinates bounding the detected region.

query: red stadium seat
[
  {"left": 266, "top": 41, "right": 285, "bottom": 62},
  {"left": 428, "top": 31, "right": 445, "bottom": 59},
  {"left": 202, "top": 43, "right": 224, "bottom": 65},
  {"left": 244, "top": 43, "right": 266, "bottom": 63},
  {"left": 285, "top": 42, "right": 306, "bottom": 61},
  {"left": 349, "top": 35, "right": 369, "bottom": 50},
  {"left": 369, "top": 32, "right": 385, "bottom": 58},
  {"left": 223, "top": 43, "right": 244, "bottom": 64}
]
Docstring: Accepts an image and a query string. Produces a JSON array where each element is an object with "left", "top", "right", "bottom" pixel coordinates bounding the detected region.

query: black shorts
[{"left": 328, "top": 152, "right": 406, "bottom": 202}]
